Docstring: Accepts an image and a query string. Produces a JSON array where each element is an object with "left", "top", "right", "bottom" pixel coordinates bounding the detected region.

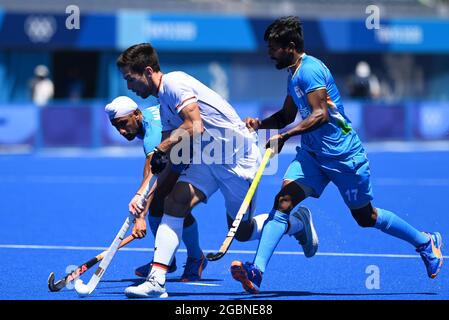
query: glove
[
  {"left": 150, "top": 147, "right": 168, "bottom": 174},
  {"left": 265, "top": 134, "right": 286, "bottom": 154}
]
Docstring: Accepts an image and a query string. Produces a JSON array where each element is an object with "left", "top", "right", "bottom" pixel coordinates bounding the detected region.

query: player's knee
[
  {"left": 164, "top": 192, "right": 190, "bottom": 217},
  {"left": 234, "top": 220, "right": 253, "bottom": 242},
  {"left": 351, "top": 206, "right": 377, "bottom": 228},
  {"left": 274, "top": 193, "right": 294, "bottom": 213},
  {"left": 148, "top": 197, "right": 164, "bottom": 218}
]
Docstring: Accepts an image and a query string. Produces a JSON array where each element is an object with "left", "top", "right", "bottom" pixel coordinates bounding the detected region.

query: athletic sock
[
  {"left": 182, "top": 219, "right": 203, "bottom": 259},
  {"left": 148, "top": 215, "right": 162, "bottom": 237},
  {"left": 149, "top": 263, "right": 168, "bottom": 285},
  {"left": 247, "top": 213, "right": 269, "bottom": 241},
  {"left": 253, "top": 210, "right": 289, "bottom": 273},
  {"left": 153, "top": 214, "right": 184, "bottom": 270},
  {"left": 374, "top": 208, "right": 430, "bottom": 248}
]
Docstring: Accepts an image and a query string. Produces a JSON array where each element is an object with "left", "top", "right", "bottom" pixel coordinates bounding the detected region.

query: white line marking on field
[
  {"left": 1, "top": 244, "right": 447, "bottom": 259},
  {"left": 182, "top": 283, "right": 221, "bottom": 287}
]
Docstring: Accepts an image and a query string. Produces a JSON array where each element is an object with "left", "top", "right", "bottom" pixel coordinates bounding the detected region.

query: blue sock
[
  {"left": 148, "top": 215, "right": 162, "bottom": 237},
  {"left": 182, "top": 220, "right": 203, "bottom": 259},
  {"left": 374, "top": 208, "right": 429, "bottom": 248},
  {"left": 253, "top": 210, "right": 289, "bottom": 273}
]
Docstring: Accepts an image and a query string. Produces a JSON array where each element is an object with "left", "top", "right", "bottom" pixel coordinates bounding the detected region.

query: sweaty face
[
  {"left": 120, "top": 66, "right": 153, "bottom": 99},
  {"left": 111, "top": 114, "right": 140, "bottom": 141},
  {"left": 267, "top": 40, "right": 294, "bottom": 70}
]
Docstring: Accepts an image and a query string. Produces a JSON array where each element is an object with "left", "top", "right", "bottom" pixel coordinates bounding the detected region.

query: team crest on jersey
[{"left": 294, "top": 86, "right": 304, "bottom": 99}]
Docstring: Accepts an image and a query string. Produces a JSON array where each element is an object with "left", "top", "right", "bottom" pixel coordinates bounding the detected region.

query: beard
[
  {"left": 136, "top": 89, "right": 150, "bottom": 99},
  {"left": 124, "top": 133, "right": 136, "bottom": 141},
  {"left": 273, "top": 52, "right": 296, "bottom": 70},
  {"left": 275, "top": 57, "right": 293, "bottom": 69}
]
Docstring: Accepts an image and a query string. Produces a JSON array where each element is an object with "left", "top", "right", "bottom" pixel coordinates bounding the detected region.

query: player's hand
[
  {"left": 265, "top": 134, "right": 286, "bottom": 154},
  {"left": 132, "top": 216, "right": 147, "bottom": 239},
  {"left": 245, "top": 117, "right": 261, "bottom": 132},
  {"left": 150, "top": 147, "right": 168, "bottom": 174},
  {"left": 129, "top": 193, "right": 146, "bottom": 217}
]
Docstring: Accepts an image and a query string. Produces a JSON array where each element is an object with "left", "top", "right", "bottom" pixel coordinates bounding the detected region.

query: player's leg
[
  {"left": 231, "top": 149, "right": 326, "bottom": 293},
  {"left": 126, "top": 163, "right": 218, "bottom": 297},
  {"left": 351, "top": 203, "right": 443, "bottom": 278},
  {"left": 331, "top": 151, "right": 443, "bottom": 278},
  {"left": 125, "top": 180, "right": 207, "bottom": 298},
  {"left": 155, "top": 167, "right": 205, "bottom": 280},
  {"left": 135, "top": 167, "right": 203, "bottom": 277}
]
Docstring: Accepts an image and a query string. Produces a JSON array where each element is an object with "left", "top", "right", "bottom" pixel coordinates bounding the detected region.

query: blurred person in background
[
  {"left": 348, "top": 61, "right": 381, "bottom": 99},
  {"left": 65, "top": 67, "right": 84, "bottom": 101},
  {"left": 30, "top": 64, "right": 54, "bottom": 107}
]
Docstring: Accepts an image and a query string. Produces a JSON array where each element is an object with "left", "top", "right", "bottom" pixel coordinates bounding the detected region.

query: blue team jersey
[
  {"left": 287, "top": 54, "right": 363, "bottom": 158},
  {"left": 138, "top": 106, "right": 162, "bottom": 156},
  {"left": 138, "top": 105, "right": 187, "bottom": 174}
]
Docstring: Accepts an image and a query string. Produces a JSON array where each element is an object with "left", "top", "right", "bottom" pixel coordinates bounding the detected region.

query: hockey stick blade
[
  {"left": 206, "top": 251, "right": 224, "bottom": 261},
  {"left": 48, "top": 272, "right": 65, "bottom": 292},
  {"left": 48, "top": 234, "right": 136, "bottom": 292}
]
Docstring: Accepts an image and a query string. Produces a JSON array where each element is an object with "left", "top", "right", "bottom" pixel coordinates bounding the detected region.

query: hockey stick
[
  {"left": 47, "top": 234, "right": 136, "bottom": 292},
  {"left": 206, "top": 148, "right": 274, "bottom": 261},
  {"left": 74, "top": 174, "right": 158, "bottom": 297}
]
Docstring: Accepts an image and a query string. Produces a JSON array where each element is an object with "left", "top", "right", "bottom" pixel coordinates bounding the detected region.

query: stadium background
[{"left": 1, "top": 0, "right": 449, "bottom": 301}]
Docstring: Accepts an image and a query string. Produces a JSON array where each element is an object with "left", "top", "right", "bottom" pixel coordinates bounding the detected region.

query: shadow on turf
[
  {"left": 231, "top": 291, "right": 438, "bottom": 300},
  {"left": 93, "top": 289, "right": 437, "bottom": 299}
]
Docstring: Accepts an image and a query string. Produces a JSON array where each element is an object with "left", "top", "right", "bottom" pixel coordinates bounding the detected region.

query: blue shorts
[{"left": 283, "top": 147, "right": 373, "bottom": 209}]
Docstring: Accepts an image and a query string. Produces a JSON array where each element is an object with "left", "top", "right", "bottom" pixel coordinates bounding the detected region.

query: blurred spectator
[
  {"left": 30, "top": 65, "right": 54, "bottom": 106},
  {"left": 348, "top": 61, "right": 381, "bottom": 99},
  {"left": 65, "top": 67, "right": 84, "bottom": 101}
]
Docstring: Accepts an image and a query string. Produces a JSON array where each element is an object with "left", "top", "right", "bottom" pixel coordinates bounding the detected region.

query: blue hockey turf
[{"left": 0, "top": 148, "right": 448, "bottom": 300}]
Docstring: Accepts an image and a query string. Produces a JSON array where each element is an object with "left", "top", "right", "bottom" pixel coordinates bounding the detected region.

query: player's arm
[
  {"left": 150, "top": 103, "right": 203, "bottom": 174},
  {"left": 128, "top": 153, "right": 157, "bottom": 218},
  {"left": 281, "top": 88, "right": 329, "bottom": 139},
  {"left": 266, "top": 89, "right": 329, "bottom": 153},
  {"left": 245, "top": 95, "right": 298, "bottom": 131},
  {"left": 157, "top": 102, "right": 203, "bottom": 153}
]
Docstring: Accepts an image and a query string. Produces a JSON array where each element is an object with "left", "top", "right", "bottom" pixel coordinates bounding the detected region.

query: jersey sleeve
[
  {"left": 299, "top": 62, "right": 327, "bottom": 94},
  {"left": 142, "top": 108, "right": 163, "bottom": 156},
  {"left": 164, "top": 75, "right": 198, "bottom": 114},
  {"left": 143, "top": 126, "right": 162, "bottom": 156}
]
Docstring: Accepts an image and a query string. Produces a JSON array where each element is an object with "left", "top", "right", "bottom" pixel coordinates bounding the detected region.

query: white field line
[{"left": 1, "top": 244, "right": 447, "bottom": 259}]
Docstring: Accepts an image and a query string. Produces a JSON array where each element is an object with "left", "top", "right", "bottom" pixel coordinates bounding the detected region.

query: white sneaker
[
  {"left": 124, "top": 276, "right": 168, "bottom": 298},
  {"left": 291, "top": 206, "right": 318, "bottom": 258}
]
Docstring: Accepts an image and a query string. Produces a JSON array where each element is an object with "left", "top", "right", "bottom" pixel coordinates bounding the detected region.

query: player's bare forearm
[
  {"left": 133, "top": 156, "right": 158, "bottom": 218},
  {"left": 260, "top": 95, "right": 298, "bottom": 129},
  {"left": 157, "top": 103, "right": 204, "bottom": 153},
  {"left": 260, "top": 110, "right": 290, "bottom": 129}
]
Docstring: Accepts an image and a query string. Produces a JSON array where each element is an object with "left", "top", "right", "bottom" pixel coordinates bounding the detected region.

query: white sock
[
  {"left": 247, "top": 213, "right": 269, "bottom": 241},
  {"left": 287, "top": 214, "right": 304, "bottom": 235},
  {"left": 152, "top": 214, "right": 184, "bottom": 281}
]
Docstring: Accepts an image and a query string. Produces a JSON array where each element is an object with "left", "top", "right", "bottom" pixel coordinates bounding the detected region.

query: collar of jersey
[{"left": 289, "top": 52, "right": 306, "bottom": 78}]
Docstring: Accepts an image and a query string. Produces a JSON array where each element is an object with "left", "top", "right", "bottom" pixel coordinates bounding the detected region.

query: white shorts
[{"left": 177, "top": 142, "right": 261, "bottom": 220}]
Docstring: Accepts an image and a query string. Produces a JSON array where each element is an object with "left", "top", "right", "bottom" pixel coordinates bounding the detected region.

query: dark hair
[
  {"left": 264, "top": 16, "right": 304, "bottom": 52},
  {"left": 116, "top": 43, "right": 161, "bottom": 74}
]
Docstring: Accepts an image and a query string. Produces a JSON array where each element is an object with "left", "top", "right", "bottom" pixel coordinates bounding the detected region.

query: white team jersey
[{"left": 158, "top": 71, "right": 258, "bottom": 165}]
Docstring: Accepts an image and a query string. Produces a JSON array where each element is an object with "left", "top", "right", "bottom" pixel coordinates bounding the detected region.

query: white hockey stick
[{"left": 75, "top": 175, "right": 158, "bottom": 297}]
